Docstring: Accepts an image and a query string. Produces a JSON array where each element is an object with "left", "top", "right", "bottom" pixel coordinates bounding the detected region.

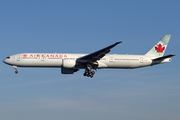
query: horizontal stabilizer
[{"left": 153, "top": 54, "right": 176, "bottom": 61}]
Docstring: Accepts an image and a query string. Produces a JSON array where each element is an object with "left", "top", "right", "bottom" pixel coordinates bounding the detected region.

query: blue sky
[{"left": 0, "top": 0, "right": 180, "bottom": 120}]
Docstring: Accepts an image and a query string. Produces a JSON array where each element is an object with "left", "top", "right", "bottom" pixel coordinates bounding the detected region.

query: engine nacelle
[
  {"left": 61, "top": 67, "right": 76, "bottom": 74},
  {"left": 62, "top": 59, "right": 76, "bottom": 68}
]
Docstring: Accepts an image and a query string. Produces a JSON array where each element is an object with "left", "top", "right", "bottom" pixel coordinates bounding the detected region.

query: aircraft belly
[
  {"left": 113, "top": 61, "right": 130, "bottom": 68},
  {"left": 109, "top": 56, "right": 153, "bottom": 69},
  {"left": 143, "top": 60, "right": 152, "bottom": 67},
  {"left": 113, "top": 60, "right": 147, "bottom": 68}
]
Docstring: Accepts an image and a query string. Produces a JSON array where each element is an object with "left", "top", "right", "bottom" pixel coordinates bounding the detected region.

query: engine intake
[{"left": 62, "top": 59, "right": 76, "bottom": 68}]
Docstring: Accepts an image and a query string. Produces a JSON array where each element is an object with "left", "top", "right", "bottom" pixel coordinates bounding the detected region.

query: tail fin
[{"left": 145, "top": 34, "right": 171, "bottom": 57}]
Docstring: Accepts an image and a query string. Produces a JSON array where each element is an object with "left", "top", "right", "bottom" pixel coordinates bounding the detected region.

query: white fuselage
[{"left": 3, "top": 53, "right": 171, "bottom": 69}]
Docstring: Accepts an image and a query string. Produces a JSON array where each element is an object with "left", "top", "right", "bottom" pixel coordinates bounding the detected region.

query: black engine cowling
[
  {"left": 61, "top": 67, "right": 78, "bottom": 74},
  {"left": 61, "top": 59, "right": 77, "bottom": 74}
]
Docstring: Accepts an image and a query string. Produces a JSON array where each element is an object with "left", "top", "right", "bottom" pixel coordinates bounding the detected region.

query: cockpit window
[{"left": 6, "top": 57, "right": 10, "bottom": 59}]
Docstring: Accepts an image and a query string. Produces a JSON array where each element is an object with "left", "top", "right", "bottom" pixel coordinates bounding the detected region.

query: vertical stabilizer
[{"left": 145, "top": 34, "right": 171, "bottom": 57}]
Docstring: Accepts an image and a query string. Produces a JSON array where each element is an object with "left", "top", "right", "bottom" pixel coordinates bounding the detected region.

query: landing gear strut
[
  {"left": 83, "top": 63, "right": 98, "bottom": 78},
  {"left": 13, "top": 66, "right": 18, "bottom": 74}
]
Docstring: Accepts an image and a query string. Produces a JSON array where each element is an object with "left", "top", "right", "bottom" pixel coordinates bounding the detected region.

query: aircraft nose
[
  {"left": 3, "top": 56, "right": 13, "bottom": 65},
  {"left": 3, "top": 59, "right": 7, "bottom": 64},
  {"left": 3, "top": 56, "right": 11, "bottom": 64},
  {"left": 3, "top": 57, "right": 11, "bottom": 65}
]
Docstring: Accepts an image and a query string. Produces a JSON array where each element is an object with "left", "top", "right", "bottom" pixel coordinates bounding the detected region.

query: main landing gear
[
  {"left": 13, "top": 66, "right": 18, "bottom": 74},
  {"left": 83, "top": 69, "right": 95, "bottom": 78},
  {"left": 83, "top": 63, "right": 98, "bottom": 78}
]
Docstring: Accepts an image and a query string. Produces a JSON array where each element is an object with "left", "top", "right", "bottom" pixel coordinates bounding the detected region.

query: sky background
[{"left": 0, "top": 0, "right": 180, "bottom": 120}]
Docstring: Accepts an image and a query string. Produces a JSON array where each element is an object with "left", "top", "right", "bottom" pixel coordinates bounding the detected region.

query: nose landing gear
[{"left": 13, "top": 66, "right": 18, "bottom": 74}]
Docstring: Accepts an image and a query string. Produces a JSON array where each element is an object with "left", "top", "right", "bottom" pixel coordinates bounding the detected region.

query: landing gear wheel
[
  {"left": 90, "top": 74, "right": 93, "bottom": 78},
  {"left": 83, "top": 67, "right": 96, "bottom": 78},
  {"left": 91, "top": 71, "right": 95, "bottom": 75},
  {"left": 84, "top": 73, "right": 87, "bottom": 76},
  {"left": 83, "top": 71, "right": 95, "bottom": 78},
  {"left": 87, "top": 73, "right": 90, "bottom": 77}
]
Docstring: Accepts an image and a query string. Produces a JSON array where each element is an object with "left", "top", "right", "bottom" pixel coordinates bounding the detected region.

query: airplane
[{"left": 3, "top": 34, "right": 175, "bottom": 78}]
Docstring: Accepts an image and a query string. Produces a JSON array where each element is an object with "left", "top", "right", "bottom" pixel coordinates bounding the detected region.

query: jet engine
[
  {"left": 61, "top": 59, "right": 78, "bottom": 74},
  {"left": 61, "top": 67, "right": 78, "bottom": 74},
  {"left": 62, "top": 59, "right": 76, "bottom": 68}
]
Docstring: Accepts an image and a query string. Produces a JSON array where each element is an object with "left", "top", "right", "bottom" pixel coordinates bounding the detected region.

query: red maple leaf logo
[{"left": 155, "top": 44, "right": 165, "bottom": 53}]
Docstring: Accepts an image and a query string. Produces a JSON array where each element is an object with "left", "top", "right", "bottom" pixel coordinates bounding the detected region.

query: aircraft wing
[{"left": 77, "top": 41, "right": 122, "bottom": 63}]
